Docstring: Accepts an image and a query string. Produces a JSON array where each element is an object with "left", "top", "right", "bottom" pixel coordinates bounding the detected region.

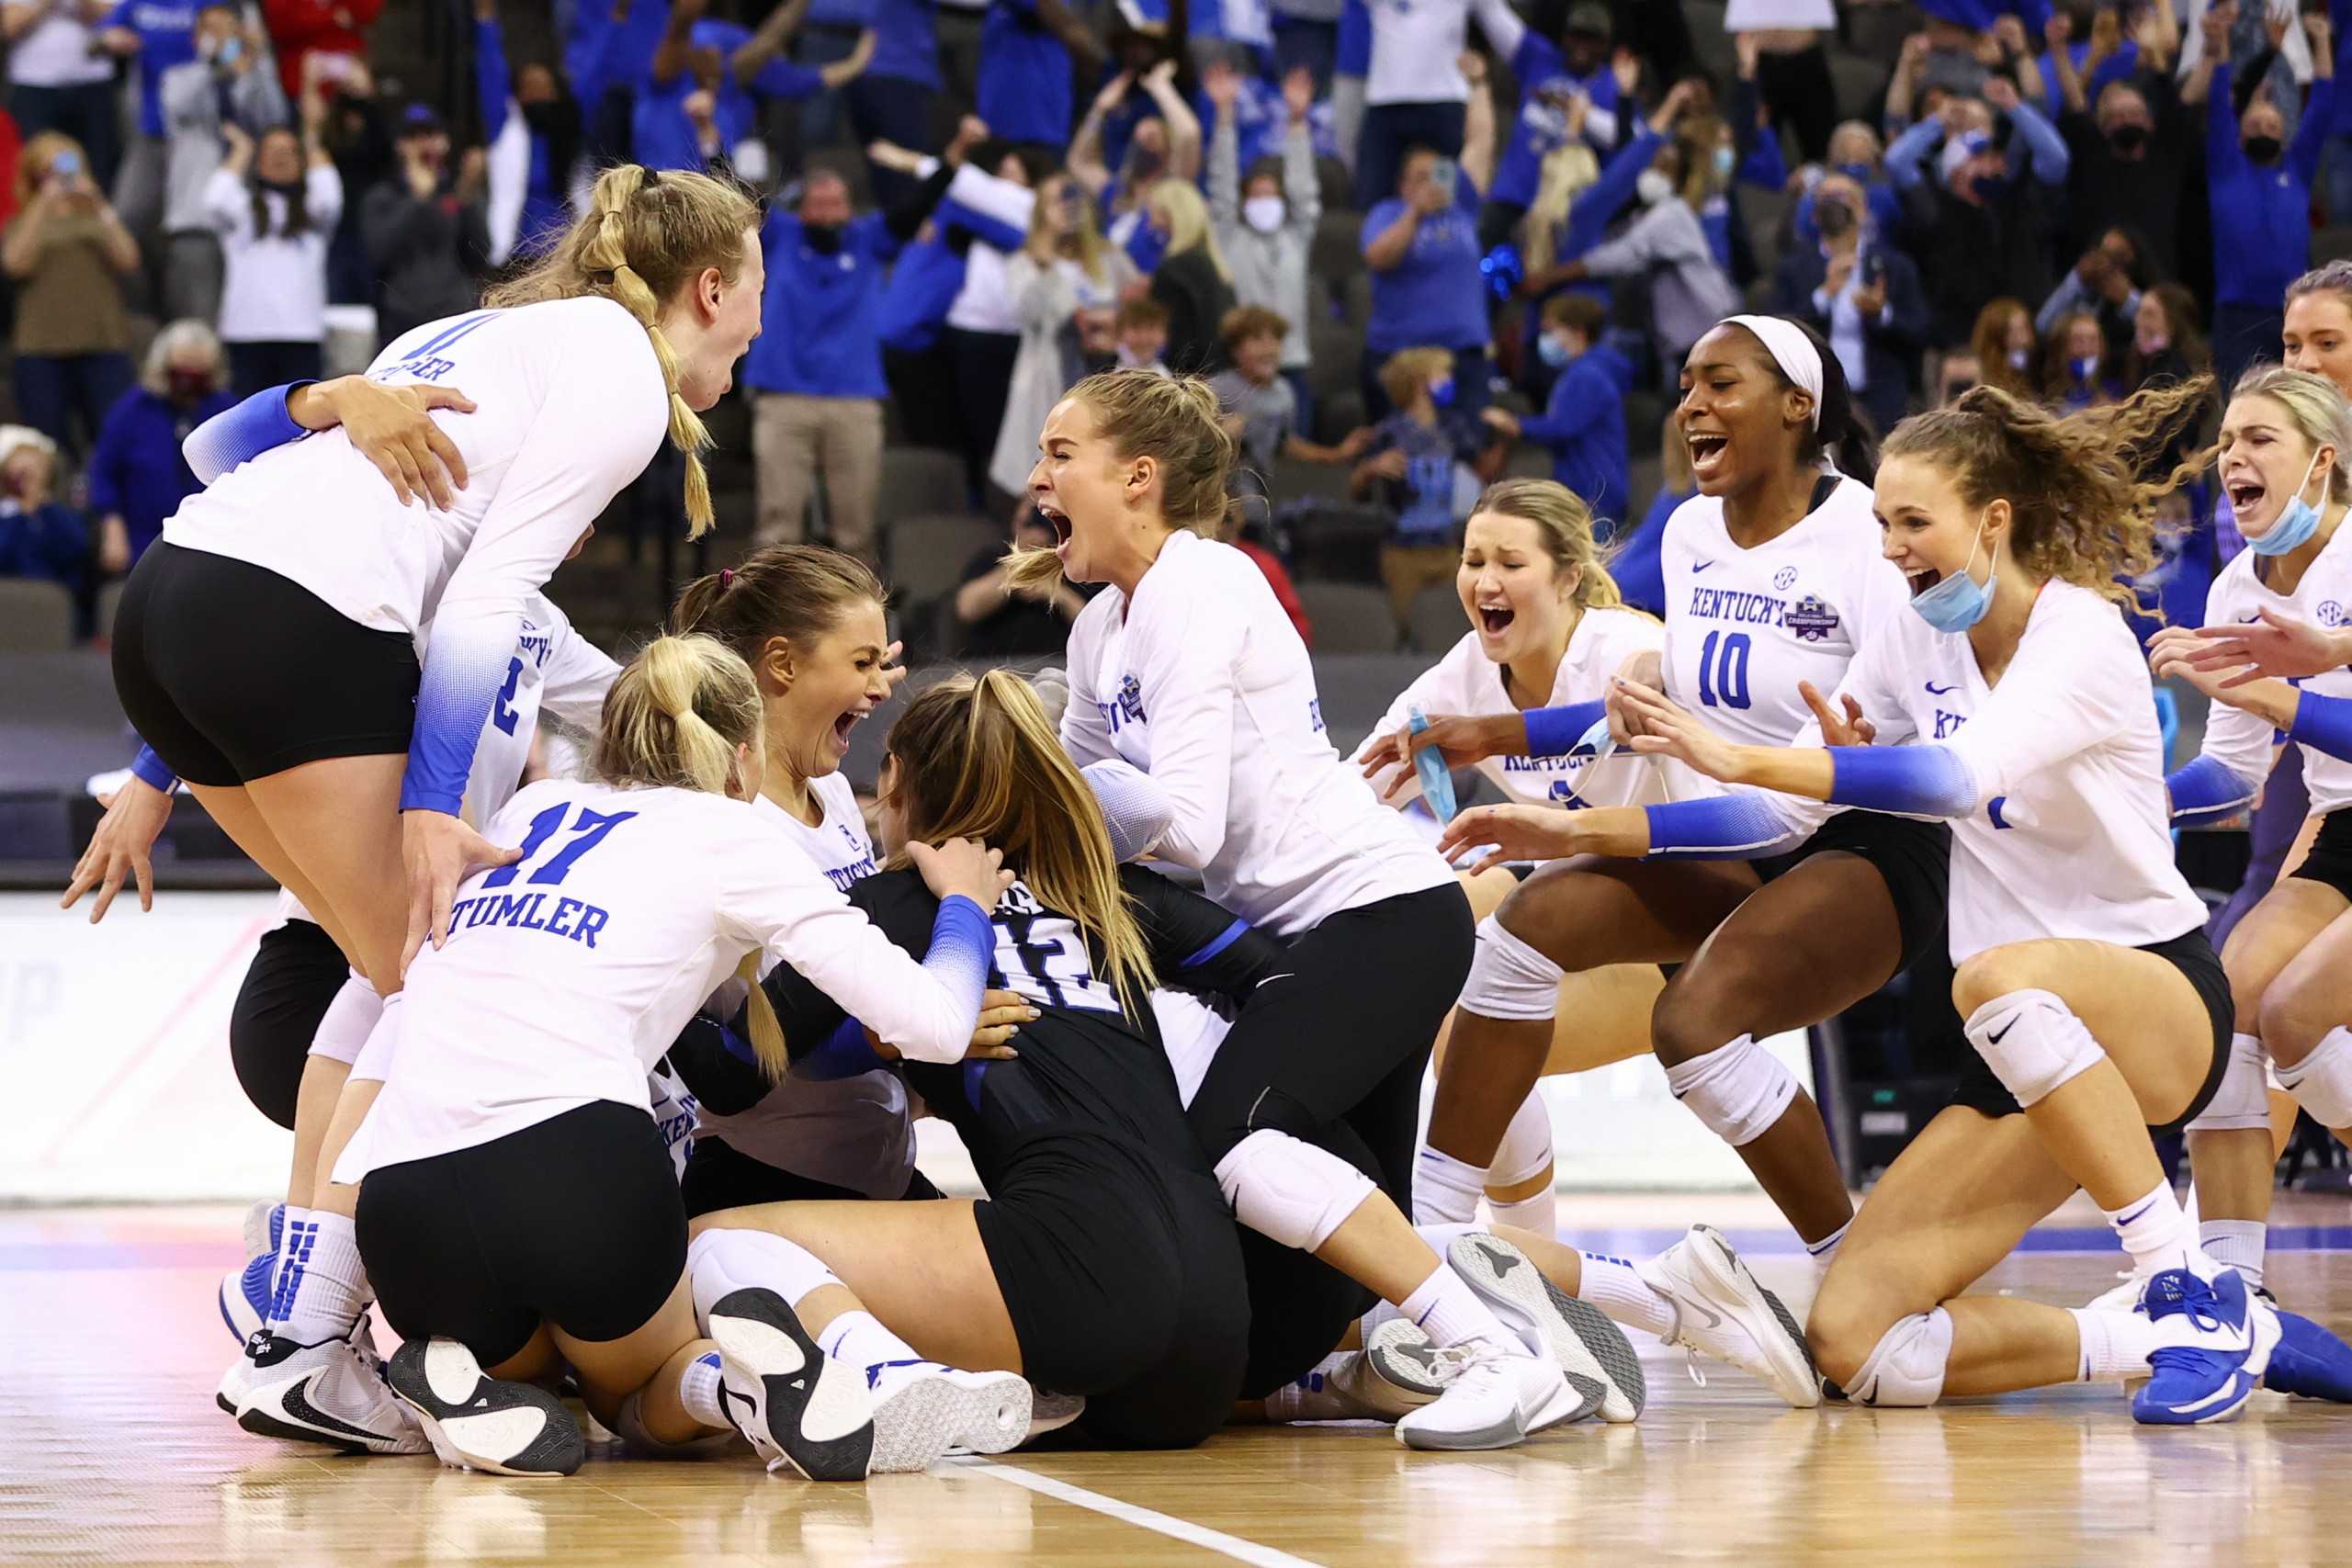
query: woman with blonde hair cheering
[{"left": 1143, "top": 178, "right": 1236, "bottom": 375}]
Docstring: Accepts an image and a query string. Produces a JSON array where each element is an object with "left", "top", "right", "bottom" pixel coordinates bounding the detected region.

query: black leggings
[
  {"left": 228, "top": 919, "right": 348, "bottom": 1130},
  {"left": 681, "top": 1134, "right": 942, "bottom": 1216},
  {"left": 356, "top": 1100, "right": 688, "bottom": 1368},
  {"left": 1184, "top": 881, "right": 1477, "bottom": 1394}
]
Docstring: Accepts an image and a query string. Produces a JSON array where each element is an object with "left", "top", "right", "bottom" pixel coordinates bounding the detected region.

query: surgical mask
[
  {"left": 1537, "top": 333, "right": 1572, "bottom": 367},
  {"left": 1242, "top": 195, "right": 1284, "bottom": 234},
  {"left": 803, "top": 221, "right": 842, "bottom": 254},
  {"left": 1428, "top": 378, "right": 1456, "bottom": 408},
  {"left": 1909, "top": 515, "right": 1998, "bottom": 632},
  {"left": 2108, "top": 122, "right": 2148, "bottom": 155},
  {"left": 2136, "top": 330, "right": 2169, "bottom": 355},
  {"left": 2248, "top": 447, "right": 2330, "bottom": 557},
  {"left": 167, "top": 368, "right": 212, "bottom": 401},
  {"left": 2245, "top": 134, "right": 2283, "bottom": 164},
  {"left": 1635, "top": 168, "right": 1674, "bottom": 206},
  {"left": 2071, "top": 355, "right": 2100, "bottom": 382},
  {"left": 213, "top": 35, "right": 242, "bottom": 67},
  {"left": 2007, "top": 346, "right": 2031, "bottom": 371},
  {"left": 1712, "top": 145, "right": 1736, "bottom": 180}
]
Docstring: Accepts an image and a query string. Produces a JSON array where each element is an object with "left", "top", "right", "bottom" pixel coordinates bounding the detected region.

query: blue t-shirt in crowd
[
  {"left": 978, "top": 0, "right": 1073, "bottom": 147},
  {"left": 866, "top": 0, "right": 942, "bottom": 87},
  {"left": 1365, "top": 409, "right": 1484, "bottom": 545},
  {"left": 745, "top": 209, "right": 908, "bottom": 400},
  {"left": 88, "top": 386, "right": 236, "bottom": 560},
  {"left": 806, "top": 0, "right": 869, "bottom": 24},
  {"left": 568, "top": 0, "right": 671, "bottom": 105},
  {"left": 2208, "top": 60, "right": 2335, "bottom": 309},
  {"left": 1515, "top": 344, "right": 1629, "bottom": 529},
  {"left": 633, "top": 19, "right": 825, "bottom": 172},
  {"left": 1608, "top": 484, "right": 1690, "bottom": 615},
  {"left": 1914, "top": 0, "right": 2050, "bottom": 30},
  {"left": 124, "top": 0, "right": 198, "bottom": 139},
  {"left": 1490, "top": 31, "right": 1618, "bottom": 210},
  {"left": 1362, "top": 169, "right": 1487, "bottom": 354}
]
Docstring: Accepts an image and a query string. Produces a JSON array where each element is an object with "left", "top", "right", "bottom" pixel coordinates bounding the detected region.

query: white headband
[{"left": 1723, "top": 313, "right": 1823, "bottom": 431}]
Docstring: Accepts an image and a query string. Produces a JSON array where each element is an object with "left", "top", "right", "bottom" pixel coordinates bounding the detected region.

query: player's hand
[
  {"left": 968, "top": 987, "right": 1035, "bottom": 1056},
  {"left": 1360, "top": 711, "right": 1528, "bottom": 795},
  {"left": 402, "top": 809, "right": 524, "bottom": 975},
  {"left": 312, "top": 378, "right": 477, "bottom": 508},
  {"left": 909, "top": 835, "right": 1015, "bottom": 909},
  {"left": 1435, "top": 802, "right": 1589, "bottom": 873},
  {"left": 1799, "top": 680, "right": 1876, "bottom": 747},
  {"left": 61, "top": 773, "right": 175, "bottom": 921},
  {"left": 2188, "top": 606, "right": 2352, "bottom": 684},
  {"left": 1604, "top": 647, "right": 1665, "bottom": 742},
  {"left": 1615, "top": 679, "right": 1746, "bottom": 780}
]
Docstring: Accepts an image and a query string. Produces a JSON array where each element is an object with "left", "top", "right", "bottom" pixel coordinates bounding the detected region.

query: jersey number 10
[{"left": 1695, "top": 630, "right": 1752, "bottom": 710}]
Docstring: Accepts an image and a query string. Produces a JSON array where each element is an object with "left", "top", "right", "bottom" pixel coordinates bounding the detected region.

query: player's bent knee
[
  {"left": 2187, "top": 1034, "right": 2272, "bottom": 1133},
  {"left": 2257, "top": 985, "right": 2332, "bottom": 1068},
  {"left": 1844, "top": 1309, "right": 1953, "bottom": 1407},
  {"left": 1962, "top": 988, "right": 2105, "bottom": 1109},
  {"left": 1647, "top": 967, "right": 1750, "bottom": 1068},
  {"left": 1215, "top": 1130, "right": 1378, "bottom": 1252},
  {"left": 1457, "top": 915, "right": 1567, "bottom": 1023},
  {"left": 1949, "top": 945, "right": 2055, "bottom": 1018}
]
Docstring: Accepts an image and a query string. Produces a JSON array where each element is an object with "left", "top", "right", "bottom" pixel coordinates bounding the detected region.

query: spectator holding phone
[
  {"left": 1769, "top": 168, "right": 1927, "bottom": 434},
  {"left": 1362, "top": 50, "right": 1496, "bottom": 420},
  {"left": 3, "top": 133, "right": 140, "bottom": 457},
  {"left": 157, "top": 4, "right": 287, "bottom": 323}
]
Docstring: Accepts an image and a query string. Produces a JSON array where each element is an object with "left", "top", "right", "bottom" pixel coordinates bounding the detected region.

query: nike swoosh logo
[
  {"left": 2116, "top": 1198, "right": 2156, "bottom": 1227},
  {"left": 1691, "top": 560, "right": 1716, "bottom": 572},
  {"left": 1925, "top": 682, "right": 1959, "bottom": 695},
  {"left": 282, "top": 1375, "right": 384, "bottom": 1441},
  {"left": 718, "top": 1382, "right": 760, "bottom": 1436},
  {"left": 1987, "top": 1019, "right": 2017, "bottom": 1044}
]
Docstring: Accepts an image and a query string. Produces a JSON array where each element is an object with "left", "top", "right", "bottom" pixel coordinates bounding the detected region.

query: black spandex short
[
  {"left": 227, "top": 918, "right": 348, "bottom": 1130},
  {"left": 2289, "top": 807, "right": 2352, "bottom": 904},
  {"left": 975, "top": 1125, "right": 1250, "bottom": 1450},
  {"left": 355, "top": 1100, "right": 687, "bottom": 1368},
  {"left": 112, "top": 542, "right": 420, "bottom": 787},
  {"left": 679, "top": 1134, "right": 942, "bottom": 1217},
  {"left": 1752, "top": 809, "right": 1952, "bottom": 976},
  {"left": 1949, "top": 927, "right": 2235, "bottom": 1138}
]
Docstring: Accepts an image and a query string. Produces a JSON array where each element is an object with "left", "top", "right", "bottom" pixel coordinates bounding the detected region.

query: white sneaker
[
  {"left": 704, "top": 1288, "right": 874, "bottom": 1481},
  {"left": 1328, "top": 1319, "right": 1447, "bottom": 1418},
  {"left": 867, "top": 1360, "right": 1033, "bottom": 1472},
  {"left": 1022, "top": 1391, "right": 1086, "bottom": 1442},
  {"left": 218, "top": 1261, "right": 269, "bottom": 1348},
  {"left": 242, "top": 1198, "right": 283, "bottom": 1261},
  {"left": 237, "top": 1318, "right": 432, "bottom": 1456},
  {"left": 1642, "top": 1224, "right": 1820, "bottom": 1408},
  {"left": 384, "top": 1336, "right": 583, "bottom": 1475},
  {"left": 1393, "top": 1338, "right": 1578, "bottom": 1451},
  {"left": 1449, "top": 1232, "right": 1645, "bottom": 1423}
]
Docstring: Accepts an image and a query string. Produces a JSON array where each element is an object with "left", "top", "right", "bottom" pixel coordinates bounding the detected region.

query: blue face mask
[
  {"left": 1428, "top": 378, "right": 1456, "bottom": 409},
  {"left": 1909, "top": 515, "right": 1998, "bottom": 632},
  {"left": 2248, "top": 448, "right": 2329, "bottom": 557},
  {"left": 1537, "top": 333, "right": 1572, "bottom": 368}
]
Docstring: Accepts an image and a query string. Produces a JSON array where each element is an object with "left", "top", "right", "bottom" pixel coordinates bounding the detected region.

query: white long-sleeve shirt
[
  {"left": 2190, "top": 525, "right": 2352, "bottom": 816},
  {"left": 1062, "top": 527, "right": 1453, "bottom": 935},
  {"left": 164, "top": 295, "right": 671, "bottom": 818},
  {"left": 1364, "top": 0, "right": 1522, "bottom": 106},
  {"left": 207, "top": 164, "right": 342, "bottom": 344}
]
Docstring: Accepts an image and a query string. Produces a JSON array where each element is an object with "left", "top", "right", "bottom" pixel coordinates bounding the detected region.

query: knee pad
[
  {"left": 1487, "top": 1091, "right": 1555, "bottom": 1189},
  {"left": 345, "top": 991, "right": 401, "bottom": 1085},
  {"left": 1849, "top": 1307, "right": 1953, "bottom": 1408},
  {"left": 1215, "top": 1129, "right": 1377, "bottom": 1251},
  {"left": 1457, "top": 916, "right": 1565, "bottom": 1022},
  {"left": 2187, "top": 1033, "right": 2271, "bottom": 1133},
  {"left": 1962, "top": 989, "right": 2104, "bottom": 1110},
  {"left": 2277, "top": 1026, "right": 2352, "bottom": 1129},
  {"left": 1664, "top": 1033, "right": 1799, "bottom": 1147},
  {"left": 307, "top": 974, "right": 381, "bottom": 1066}
]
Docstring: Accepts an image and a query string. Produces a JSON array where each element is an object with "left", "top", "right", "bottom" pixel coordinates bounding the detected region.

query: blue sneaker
[
  {"left": 217, "top": 1253, "right": 276, "bottom": 1345},
  {"left": 2131, "top": 1269, "right": 2278, "bottom": 1426},
  {"left": 2264, "top": 1310, "right": 2352, "bottom": 1402}
]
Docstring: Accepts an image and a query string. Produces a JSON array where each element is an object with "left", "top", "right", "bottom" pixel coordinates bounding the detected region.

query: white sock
[
  {"left": 2068, "top": 1307, "right": 2168, "bottom": 1382},
  {"left": 2199, "top": 1219, "right": 2267, "bottom": 1289},
  {"left": 678, "top": 1349, "right": 727, "bottom": 1427},
  {"left": 1413, "top": 1145, "right": 1486, "bottom": 1225},
  {"left": 1398, "top": 1264, "right": 1516, "bottom": 1349},
  {"left": 817, "top": 1310, "right": 926, "bottom": 1381},
  {"left": 266, "top": 1204, "right": 311, "bottom": 1322},
  {"left": 1488, "top": 1181, "right": 1556, "bottom": 1237},
  {"left": 272, "top": 1211, "right": 368, "bottom": 1344},
  {"left": 2103, "top": 1180, "right": 2205, "bottom": 1280},
  {"left": 1580, "top": 1250, "right": 1679, "bottom": 1338},
  {"left": 1264, "top": 1354, "right": 1375, "bottom": 1422},
  {"left": 1805, "top": 1220, "right": 1851, "bottom": 1274}
]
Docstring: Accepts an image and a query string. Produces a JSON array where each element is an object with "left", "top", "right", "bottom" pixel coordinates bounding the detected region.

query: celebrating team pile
[{"left": 61, "top": 162, "right": 2352, "bottom": 1480}]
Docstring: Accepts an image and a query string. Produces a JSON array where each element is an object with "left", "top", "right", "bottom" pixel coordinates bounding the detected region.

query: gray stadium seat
[
  {"left": 2315, "top": 225, "right": 2352, "bottom": 265},
  {"left": 1311, "top": 209, "right": 1364, "bottom": 283},
  {"left": 1342, "top": 271, "right": 1374, "bottom": 329},
  {"left": 1298, "top": 581, "right": 1397, "bottom": 653},
  {"left": 1628, "top": 455, "right": 1666, "bottom": 523},
  {"left": 95, "top": 580, "right": 124, "bottom": 643},
  {"left": 1503, "top": 444, "right": 1551, "bottom": 480},
  {"left": 1308, "top": 320, "right": 1363, "bottom": 400},
  {"left": 1408, "top": 582, "right": 1466, "bottom": 655},
  {"left": 1284, "top": 502, "right": 1388, "bottom": 583},
  {"left": 0, "top": 579, "right": 74, "bottom": 650},
  {"left": 877, "top": 446, "right": 970, "bottom": 522},
  {"left": 884, "top": 513, "right": 1001, "bottom": 608},
  {"left": 1270, "top": 454, "right": 1354, "bottom": 505}
]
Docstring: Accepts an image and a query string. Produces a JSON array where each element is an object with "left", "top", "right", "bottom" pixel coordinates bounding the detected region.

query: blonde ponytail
[
  {"left": 486, "top": 164, "right": 759, "bottom": 538},
  {"left": 592, "top": 633, "right": 764, "bottom": 795}
]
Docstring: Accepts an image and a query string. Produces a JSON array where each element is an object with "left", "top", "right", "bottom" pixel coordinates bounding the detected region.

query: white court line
[{"left": 949, "top": 1456, "right": 1329, "bottom": 1568}]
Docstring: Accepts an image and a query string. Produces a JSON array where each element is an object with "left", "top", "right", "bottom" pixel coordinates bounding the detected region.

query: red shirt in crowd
[
  {"left": 262, "top": 0, "right": 385, "bottom": 98},
  {"left": 1234, "top": 538, "right": 1312, "bottom": 649}
]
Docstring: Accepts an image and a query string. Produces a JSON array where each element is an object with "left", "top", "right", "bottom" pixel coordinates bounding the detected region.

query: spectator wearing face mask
[
  {"left": 635, "top": 0, "right": 868, "bottom": 176},
  {"left": 158, "top": 4, "right": 287, "bottom": 325},
  {"left": 0, "top": 425, "right": 86, "bottom": 623},
  {"left": 1770, "top": 169, "right": 1928, "bottom": 434},
  {"left": 1208, "top": 62, "right": 1320, "bottom": 426},
  {"left": 2040, "top": 309, "right": 2117, "bottom": 410},
  {"left": 475, "top": 0, "right": 582, "bottom": 265},
  {"left": 1788, "top": 117, "right": 1901, "bottom": 249},
  {"left": 1935, "top": 347, "right": 1984, "bottom": 403},
  {"left": 1361, "top": 52, "right": 1498, "bottom": 420},
  {"left": 1477, "top": 292, "right": 1629, "bottom": 532},
  {"left": 1971, "top": 294, "right": 2039, "bottom": 396},
  {"left": 209, "top": 106, "right": 340, "bottom": 395},
  {"left": 2048, "top": 16, "right": 2189, "bottom": 279},
  {"left": 2187, "top": 3, "right": 2340, "bottom": 385},
  {"left": 1353, "top": 345, "right": 1504, "bottom": 640},
  {"left": 88, "top": 319, "right": 235, "bottom": 576},
  {"left": 1888, "top": 81, "right": 2072, "bottom": 348},
  {"left": 360, "top": 104, "right": 489, "bottom": 345}
]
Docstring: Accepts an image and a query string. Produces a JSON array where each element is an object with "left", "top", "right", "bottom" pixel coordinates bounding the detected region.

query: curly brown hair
[{"left": 1880, "top": 378, "right": 2214, "bottom": 607}]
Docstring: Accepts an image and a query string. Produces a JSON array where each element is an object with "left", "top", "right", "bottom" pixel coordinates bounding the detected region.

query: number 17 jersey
[{"left": 1660, "top": 475, "right": 1911, "bottom": 748}]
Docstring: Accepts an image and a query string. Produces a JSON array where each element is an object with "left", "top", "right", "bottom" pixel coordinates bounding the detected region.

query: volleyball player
[
  {"left": 1030, "top": 370, "right": 1636, "bottom": 1449},
  {"left": 1352, "top": 478, "right": 1684, "bottom": 1237},
  {"left": 1419, "top": 318, "right": 1928, "bottom": 1408},
  {"left": 337, "top": 635, "right": 1013, "bottom": 1478}
]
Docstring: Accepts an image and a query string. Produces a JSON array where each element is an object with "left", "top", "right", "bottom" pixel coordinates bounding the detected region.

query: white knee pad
[
  {"left": 345, "top": 991, "right": 401, "bottom": 1085},
  {"left": 1216, "top": 1129, "right": 1377, "bottom": 1251},
  {"left": 306, "top": 973, "right": 381, "bottom": 1066},
  {"left": 686, "top": 1227, "right": 842, "bottom": 1327},
  {"left": 2187, "top": 1033, "right": 2272, "bottom": 1133},
  {"left": 2277, "top": 1026, "right": 2352, "bottom": 1129},
  {"left": 1962, "top": 989, "right": 2105, "bottom": 1109},
  {"left": 1488, "top": 1091, "right": 1555, "bottom": 1189},
  {"left": 1849, "top": 1307, "right": 1953, "bottom": 1408},
  {"left": 1457, "top": 916, "right": 1566, "bottom": 1022},
  {"left": 1664, "top": 1033, "right": 1799, "bottom": 1147}
]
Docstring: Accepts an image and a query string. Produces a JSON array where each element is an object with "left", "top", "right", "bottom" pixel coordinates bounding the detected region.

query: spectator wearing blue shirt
[
  {"left": 1361, "top": 51, "right": 1495, "bottom": 421},
  {"left": 565, "top": 0, "right": 671, "bottom": 162},
  {"left": 1608, "top": 427, "right": 1692, "bottom": 613},
  {"left": 1480, "top": 294, "right": 1629, "bottom": 531},
  {"left": 1352, "top": 344, "right": 1504, "bottom": 639},
  {"left": 1476, "top": 0, "right": 1621, "bottom": 252},
  {"left": 2188, "top": 5, "right": 2339, "bottom": 386},
  {"left": 795, "top": 0, "right": 942, "bottom": 202},
  {"left": 1770, "top": 171, "right": 1929, "bottom": 434},
  {"left": 0, "top": 425, "right": 89, "bottom": 623},
  {"left": 978, "top": 0, "right": 1104, "bottom": 157},
  {"left": 103, "top": 0, "right": 198, "bottom": 242},
  {"left": 88, "top": 318, "right": 234, "bottom": 576},
  {"left": 634, "top": 0, "right": 865, "bottom": 176},
  {"left": 475, "top": 0, "right": 581, "bottom": 265}
]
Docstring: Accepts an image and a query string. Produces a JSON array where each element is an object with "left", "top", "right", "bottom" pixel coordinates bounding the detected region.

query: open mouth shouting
[
  {"left": 1037, "top": 502, "right": 1073, "bottom": 557},
  {"left": 1474, "top": 599, "right": 1516, "bottom": 639},
  {"left": 1905, "top": 565, "right": 1945, "bottom": 597},
  {"left": 1687, "top": 432, "right": 1730, "bottom": 482},
  {"left": 830, "top": 704, "right": 872, "bottom": 752},
  {"left": 2224, "top": 473, "right": 2266, "bottom": 516}
]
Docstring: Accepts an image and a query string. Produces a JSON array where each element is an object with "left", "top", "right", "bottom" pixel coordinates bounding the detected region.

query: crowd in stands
[{"left": 4, "top": 0, "right": 2350, "bottom": 660}]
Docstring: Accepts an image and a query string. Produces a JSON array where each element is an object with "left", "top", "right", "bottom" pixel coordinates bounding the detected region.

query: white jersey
[
  {"left": 1660, "top": 477, "right": 1913, "bottom": 750},
  {"left": 693, "top": 776, "right": 918, "bottom": 1201},
  {"left": 165, "top": 296, "right": 669, "bottom": 817},
  {"left": 2195, "top": 527, "right": 2352, "bottom": 815},
  {"left": 335, "top": 779, "right": 987, "bottom": 1179},
  {"left": 1063, "top": 528, "right": 1454, "bottom": 936},
  {"left": 1353, "top": 608, "right": 1701, "bottom": 811},
  {"left": 1835, "top": 581, "right": 2207, "bottom": 963}
]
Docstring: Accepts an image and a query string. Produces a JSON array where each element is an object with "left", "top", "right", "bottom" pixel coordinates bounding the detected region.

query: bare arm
[
  {"left": 1363, "top": 201, "right": 1423, "bottom": 270},
  {"left": 1067, "top": 73, "right": 1126, "bottom": 195},
  {"left": 1, "top": 189, "right": 56, "bottom": 278},
  {"left": 651, "top": 0, "right": 706, "bottom": 91},
  {"left": 1, "top": 0, "right": 56, "bottom": 44},
  {"left": 1144, "top": 61, "right": 1204, "bottom": 183},
  {"left": 1459, "top": 51, "right": 1497, "bottom": 193},
  {"left": 732, "top": 0, "right": 812, "bottom": 87}
]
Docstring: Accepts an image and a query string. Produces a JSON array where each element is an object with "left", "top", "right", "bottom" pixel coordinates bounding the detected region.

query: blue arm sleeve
[
  {"left": 1523, "top": 698, "right": 1610, "bottom": 758},
  {"left": 1826, "top": 744, "right": 1980, "bottom": 817},
  {"left": 2005, "top": 100, "right": 2070, "bottom": 186},
  {"left": 1884, "top": 117, "right": 1941, "bottom": 189},
  {"left": 2208, "top": 63, "right": 2245, "bottom": 176},
  {"left": 475, "top": 17, "right": 511, "bottom": 142},
  {"left": 2292, "top": 74, "right": 2337, "bottom": 187},
  {"left": 130, "top": 744, "right": 177, "bottom": 793},
  {"left": 182, "top": 384, "right": 312, "bottom": 484},
  {"left": 922, "top": 892, "right": 996, "bottom": 1027},
  {"left": 793, "top": 1014, "right": 890, "bottom": 1080},
  {"left": 2166, "top": 753, "right": 2260, "bottom": 824},
  {"left": 2290, "top": 690, "right": 2352, "bottom": 763},
  {"left": 1642, "top": 795, "right": 1807, "bottom": 859}
]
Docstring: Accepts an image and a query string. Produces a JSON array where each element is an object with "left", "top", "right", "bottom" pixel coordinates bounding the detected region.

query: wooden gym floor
[{"left": 8, "top": 1194, "right": 2352, "bottom": 1567}]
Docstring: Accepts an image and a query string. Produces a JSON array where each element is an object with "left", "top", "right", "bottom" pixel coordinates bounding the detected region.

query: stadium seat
[
  {"left": 94, "top": 581, "right": 123, "bottom": 643},
  {"left": 878, "top": 446, "right": 971, "bottom": 523},
  {"left": 1342, "top": 272, "right": 1374, "bottom": 329},
  {"left": 1270, "top": 454, "right": 1354, "bottom": 505},
  {"left": 1408, "top": 582, "right": 1466, "bottom": 655},
  {"left": 1503, "top": 444, "right": 1551, "bottom": 480},
  {"left": 884, "top": 513, "right": 1001, "bottom": 607},
  {"left": 1310, "top": 209, "right": 1364, "bottom": 285},
  {"left": 0, "top": 579, "right": 74, "bottom": 650},
  {"left": 1297, "top": 581, "right": 1398, "bottom": 653},
  {"left": 1283, "top": 502, "right": 1388, "bottom": 582}
]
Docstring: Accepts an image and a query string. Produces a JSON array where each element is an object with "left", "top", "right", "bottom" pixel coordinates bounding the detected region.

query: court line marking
[{"left": 949, "top": 1456, "right": 1329, "bottom": 1568}]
